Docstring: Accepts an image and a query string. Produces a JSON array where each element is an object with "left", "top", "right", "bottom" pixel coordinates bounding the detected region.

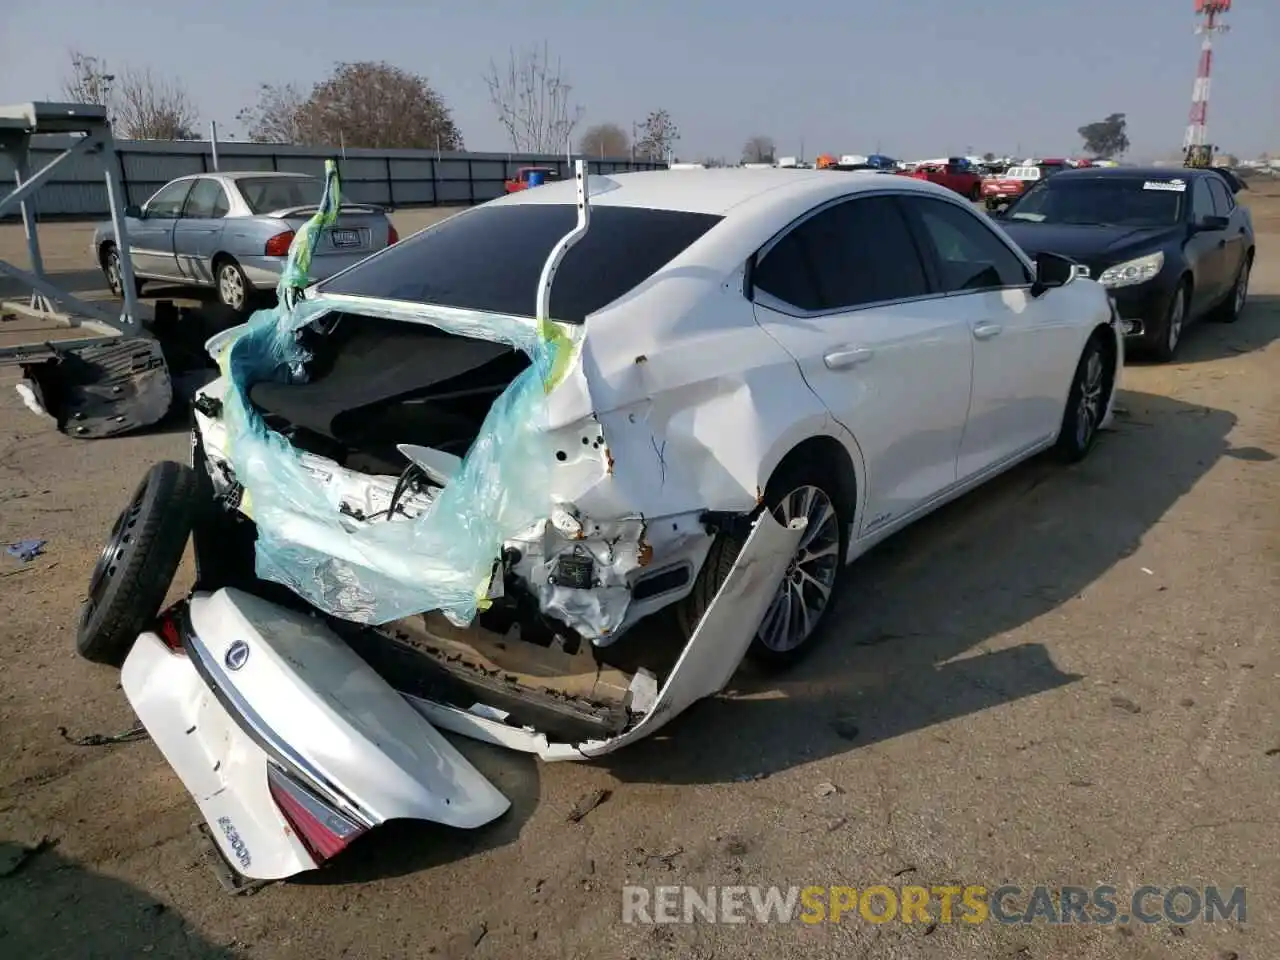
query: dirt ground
[{"left": 1, "top": 187, "right": 1278, "bottom": 960}]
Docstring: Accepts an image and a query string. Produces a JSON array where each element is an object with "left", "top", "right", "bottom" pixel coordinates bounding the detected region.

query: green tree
[{"left": 1078, "top": 113, "right": 1130, "bottom": 157}]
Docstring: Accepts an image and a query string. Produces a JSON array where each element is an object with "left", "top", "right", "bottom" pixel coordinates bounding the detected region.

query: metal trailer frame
[{"left": 0, "top": 101, "right": 141, "bottom": 360}]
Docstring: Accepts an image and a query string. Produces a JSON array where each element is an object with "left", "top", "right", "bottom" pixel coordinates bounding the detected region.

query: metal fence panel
[{"left": 0, "top": 136, "right": 666, "bottom": 219}]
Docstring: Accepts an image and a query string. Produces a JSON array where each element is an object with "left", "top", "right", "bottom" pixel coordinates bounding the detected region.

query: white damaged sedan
[{"left": 76, "top": 167, "right": 1121, "bottom": 884}]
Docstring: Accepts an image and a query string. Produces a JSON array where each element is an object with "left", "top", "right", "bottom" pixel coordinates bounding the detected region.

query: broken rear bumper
[{"left": 120, "top": 510, "right": 805, "bottom": 880}]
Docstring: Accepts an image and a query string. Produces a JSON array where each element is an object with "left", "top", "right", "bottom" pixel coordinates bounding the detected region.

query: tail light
[
  {"left": 264, "top": 231, "right": 295, "bottom": 257},
  {"left": 267, "top": 765, "right": 367, "bottom": 863},
  {"left": 154, "top": 600, "right": 189, "bottom": 654},
  {"left": 387, "top": 224, "right": 399, "bottom": 245}
]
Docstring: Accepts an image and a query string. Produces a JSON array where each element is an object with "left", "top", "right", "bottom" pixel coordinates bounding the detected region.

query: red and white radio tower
[{"left": 1183, "top": 0, "right": 1232, "bottom": 160}]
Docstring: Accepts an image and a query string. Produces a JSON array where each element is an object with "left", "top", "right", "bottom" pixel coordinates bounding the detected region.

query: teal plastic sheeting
[{"left": 211, "top": 162, "right": 579, "bottom": 626}]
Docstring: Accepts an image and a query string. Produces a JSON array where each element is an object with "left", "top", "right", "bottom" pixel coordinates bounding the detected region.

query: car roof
[
  {"left": 1050, "top": 166, "right": 1203, "bottom": 180},
  {"left": 166, "top": 170, "right": 315, "bottom": 184},
  {"left": 493, "top": 167, "right": 958, "bottom": 216}
]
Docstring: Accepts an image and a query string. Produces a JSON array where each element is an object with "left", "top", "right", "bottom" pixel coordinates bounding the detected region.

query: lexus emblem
[{"left": 224, "top": 639, "right": 250, "bottom": 671}]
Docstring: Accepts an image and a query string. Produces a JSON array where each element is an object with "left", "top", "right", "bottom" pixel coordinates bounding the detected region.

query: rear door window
[
  {"left": 319, "top": 204, "right": 721, "bottom": 323},
  {"left": 753, "top": 194, "right": 931, "bottom": 312}
]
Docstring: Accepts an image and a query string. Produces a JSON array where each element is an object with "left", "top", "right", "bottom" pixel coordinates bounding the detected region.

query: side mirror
[
  {"left": 124, "top": 204, "right": 143, "bottom": 219},
  {"left": 1030, "top": 251, "right": 1077, "bottom": 297},
  {"left": 1194, "top": 214, "right": 1230, "bottom": 232}
]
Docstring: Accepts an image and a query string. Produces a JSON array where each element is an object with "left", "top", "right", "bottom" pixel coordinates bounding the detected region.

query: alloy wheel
[
  {"left": 1166, "top": 289, "right": 1185, "bottom": 352},
  {"left": 105, "top": 249, "right": 122, "bottom": 296},
  {"left": 1075, "top": 349, "right": 1105, "bottom": 449},
  {"left": 219, "top": 264, "right": 245, "bottom": 310},
  {"left": 1234, "top": 262, "right": 1250, "bottom": 315},
  {"left": 756, "top": 485, "right": 842, "bottom": 653}
]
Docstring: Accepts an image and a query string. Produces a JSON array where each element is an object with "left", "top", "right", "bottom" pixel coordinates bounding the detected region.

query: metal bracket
[
  {"left": 0, "top": 101, "right": 141, "bottom": 356},
  {"left": 534, "top": 159, "right": 590, "bottom": 323}
]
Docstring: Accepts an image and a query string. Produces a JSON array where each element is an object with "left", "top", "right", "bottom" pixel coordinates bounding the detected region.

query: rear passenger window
[
  {"left": 1206, "top": 177, "right": 1234, "bottom": 217},
  {"left": 753, "top": 195, "right": 930, "bottom": 311},
  {"left": 905, "top": 197, "right": 1032, "bottom": 292}
]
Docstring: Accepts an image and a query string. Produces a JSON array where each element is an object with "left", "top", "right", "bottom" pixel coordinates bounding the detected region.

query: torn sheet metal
[
  {"left": 402, "top": 509, "right": 808, "bottom": 759},
  {"left": 211, "top": 167, "right": 581, "bottom": 628}
]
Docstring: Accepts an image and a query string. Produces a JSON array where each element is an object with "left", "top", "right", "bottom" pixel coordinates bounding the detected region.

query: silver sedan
[{"left": 91, "top": 171, "right": 398, "bottom": 311}]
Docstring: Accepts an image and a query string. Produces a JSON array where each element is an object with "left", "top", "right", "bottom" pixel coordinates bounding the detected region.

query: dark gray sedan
[{"left": 91, "top": 171, "right": 398, "bottom": 311}]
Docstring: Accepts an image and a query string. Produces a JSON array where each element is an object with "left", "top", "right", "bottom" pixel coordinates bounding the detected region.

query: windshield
[
  {"left": 237, "top": 176, "right": 325, "bottom": 214},
  {"left": 318, "top": 203, "right": 722, "bottom": 324},
  {"left": 1006, "top": 177, "right": 1185, "bottom": 227}
]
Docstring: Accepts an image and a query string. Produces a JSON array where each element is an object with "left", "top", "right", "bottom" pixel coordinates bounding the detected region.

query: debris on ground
[
  {"left": 567, "top": 788, "right": 612, "bottom": 823},
  {"left": 1109, "top": 696, "right": 1142, "bottom": 715},
  {"left": 831, "top": 716, "right": 860, "bottom": 741},
  {"left": 5, "top": 539, "right": 46, "bottom": 563},
  {"left": 0, "top": 836, "right": 57, "bottom": 878},
  {"left": 813, "top": 781, "right": 842, "bottom": 798},
  {"left": 639, "top": 847, "right": 684, "bottom": 870},
  {"left": 732, "top": 771, "right": 768, "bottom": 782},
  {"left": 57, "top": 724, "right": 150, "bottom": 747}
]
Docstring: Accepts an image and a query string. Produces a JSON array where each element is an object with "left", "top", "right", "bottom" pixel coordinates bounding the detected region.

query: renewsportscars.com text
[{"left": 622, "top": 884, "right": 1247, "bottom": 926}]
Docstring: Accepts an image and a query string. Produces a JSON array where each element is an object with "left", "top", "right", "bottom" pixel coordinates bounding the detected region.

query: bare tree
[
  {"left": 485, "top": 42, "right": 584, "bottom": 154},
  {"left": 61, "top": 50, "right": 197, "bottom": 139},
  {"left": 238, "top": 62, "right": 462, "bottom": 150},
  {"left": 578, "top": 122, "right": 629, "bottom": 158},
  {"left": 115, "top": 67, "right": 199, "bottom": 140},
  {"left": 741, "top": 135, "right": 776, "bottom": 164},
  {"left": 61, "top": 49, "right": 117, "bottom": 114},
  {"left": 237, "top": 82, "right": 311, "bottom": 144},
  {"left": 634, "top": 110, "right": 680, "bottom": 162}
]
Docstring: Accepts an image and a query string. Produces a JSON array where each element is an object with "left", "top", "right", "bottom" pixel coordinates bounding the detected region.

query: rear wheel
[
  {"left": 678, "top": 460, "right": 850, "bottom": 670},
  {"left": 77, "top": 461, "right": 197, "bottom": 666},
  {"left": 215, "top": 256, "right": 251, "bottom": 312},
  {"left": 968, "top": 184, "right": 982, "bottom": 201}
]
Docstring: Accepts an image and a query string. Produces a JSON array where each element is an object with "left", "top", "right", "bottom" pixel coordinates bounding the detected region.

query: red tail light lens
[
  {"left": 267, "top": 765, "right": 366, "bottom": 863},
  {"left": 387, "top": 224, "right": 399, "bottom": 245},
  {"left": 154, "top": 601, "right": 188, "bottom": 654},
  {"left": 264, "top": 231, "right": 295, "bottom": 257}
]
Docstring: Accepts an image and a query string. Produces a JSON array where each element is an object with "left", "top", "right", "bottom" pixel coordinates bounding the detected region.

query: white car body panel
[{"left": 122, "top": 630, "right": 320, "bottom": 880}]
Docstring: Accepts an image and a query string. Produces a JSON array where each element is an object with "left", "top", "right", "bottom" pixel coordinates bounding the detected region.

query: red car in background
[
  {"left": 503, "top": 166, "right": 561, "bottom": 193},
  {"left": 980, "top": 158, "right": 1071, "bottom": 210},
  {"left": 900, "top": 157, "right": 983, "bottom": 200}
]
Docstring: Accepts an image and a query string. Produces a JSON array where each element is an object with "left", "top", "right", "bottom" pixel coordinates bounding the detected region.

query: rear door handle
[
  {"left": 1217, "top": 239, "right": 1227, "bottom": 248},
  {"left": 823, "top": 346, "right": 874, "bottom": 370},
  {"left": 973, "top": 322, "right": 1003, "bottom": 340}
]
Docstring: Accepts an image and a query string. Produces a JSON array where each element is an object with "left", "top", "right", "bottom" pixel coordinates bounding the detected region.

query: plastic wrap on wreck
[
  {"left": 279, "top": 158, "right": 342, "bottom": 308},
  {"left": 211, "top": 283, "right": 580, "bottom": 629}
]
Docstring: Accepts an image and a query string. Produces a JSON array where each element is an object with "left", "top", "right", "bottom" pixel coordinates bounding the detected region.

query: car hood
[{"left": 998, "top": 221, "right": 1180, "bottom": 264}]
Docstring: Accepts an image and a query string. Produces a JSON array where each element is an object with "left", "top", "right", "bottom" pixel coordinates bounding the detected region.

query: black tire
[
  {"left": 677, "top": 458, "right": 851, "bottom": 671},
  {"left": 1211, "top": 251, "right": 1252, "bottom": 324},
  {"left": 1053, "top": 332, "right": 1115, "bottom": 464},
  {"left": 1151, "top": 279, "right": 1190, "bottom": 363},
  {"left": 968, "top": 184, "right": 982, "bottom": 202},
  {"left": 77, "top": 461, "right": 197, "bottom": 666},
  {"left": 214, "top": 256, "right": 251, "bottom": 312},
  {"left": 100, "top": 242, "right": 145, "bottom": 299}
]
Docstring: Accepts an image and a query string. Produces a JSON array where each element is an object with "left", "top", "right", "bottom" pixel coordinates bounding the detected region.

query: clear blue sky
[{"left": 1, "top": 0, "right": 1276, "bottom": 160}]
